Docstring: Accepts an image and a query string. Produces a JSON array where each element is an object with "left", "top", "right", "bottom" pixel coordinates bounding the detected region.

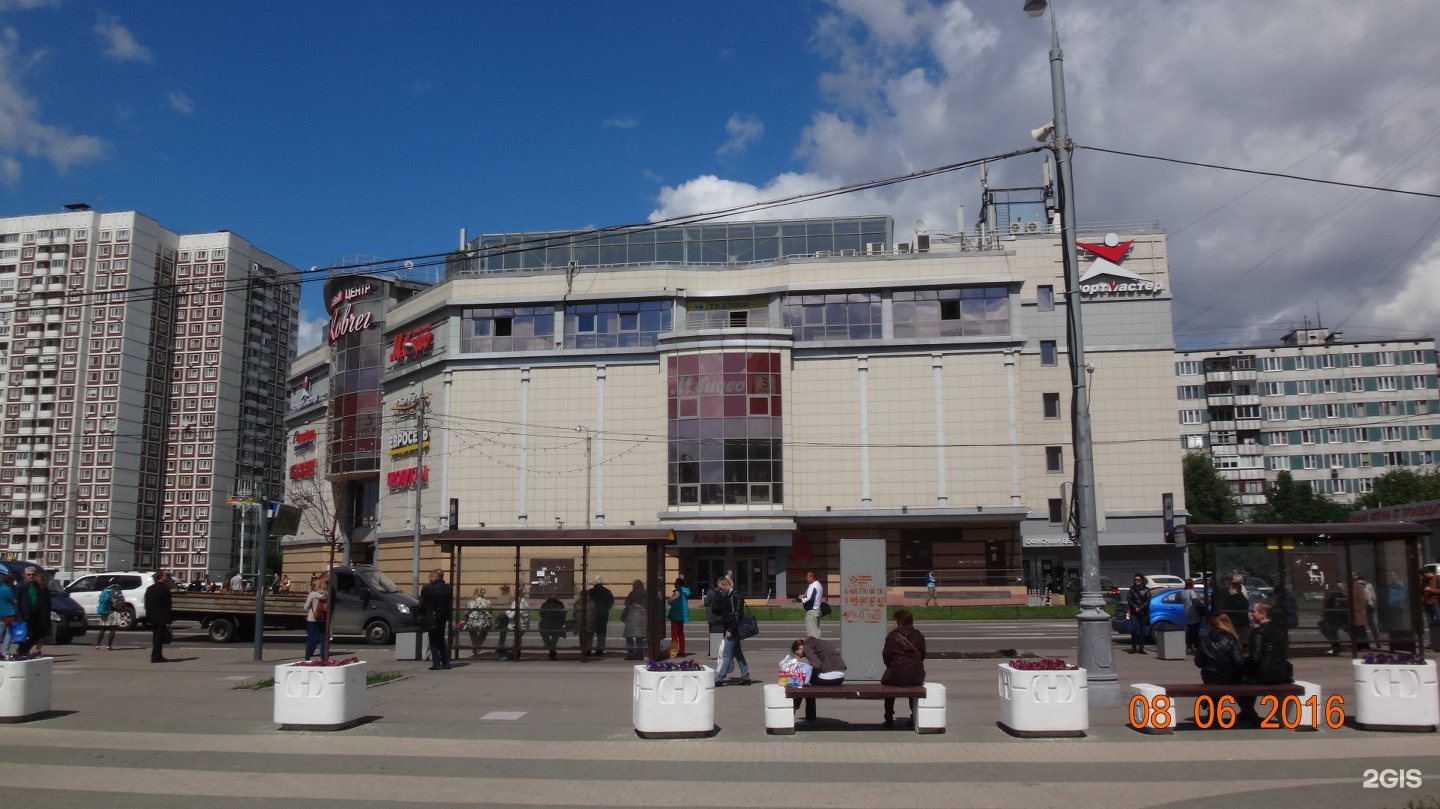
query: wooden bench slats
[
  {"left": 783, "top": 685, "right": 926, "bottom": 700},
  {"left": 1160, "top": 684, "right": 1304, "bottom": 698}
]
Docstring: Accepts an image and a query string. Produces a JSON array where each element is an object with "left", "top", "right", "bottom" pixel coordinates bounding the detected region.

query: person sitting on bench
[
  {"left": 792, "top": 636, "right": 847, "bottom": 723},
  {"left": 1241, "top": 602, "right": 1293, "bottom": 721},
  {"left": 881, "top": 608, "right": 927, "bottom": 729},
  {"left": 1195, "top": 613, "right": 1244, "bottom": 686}
]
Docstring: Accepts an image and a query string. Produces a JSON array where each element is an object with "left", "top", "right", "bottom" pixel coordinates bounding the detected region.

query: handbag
[
  {"left": 819, "top": 601, "right": 833, "bottom": 618},
  {"left": 738, "top": 614, "right": 760, "bottom": 640},
  {"left": 10, "top": 620, "right": 27, "bottom": 643},
  {"left": 162, "top": 624, "right": 174, "bottom": 644}
]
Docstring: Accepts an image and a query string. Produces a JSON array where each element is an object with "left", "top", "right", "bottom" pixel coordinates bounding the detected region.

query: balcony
[
  {"left": 1237, "top": 443, "right": 1266, "bottom": 456},
  {"left": 1233, "top": 394, "right": 1261, "bottom": 406},
  {"left": 1207, "top": 394, "right": 1235, "bottom": 406},
  {"left": 1208, "top": 420, "right": 1236, "bottom": 432},
  {"left": 1235, "top": 419, "right": 1263, "bottom": 431},
  {"left": 1211, "top": 444, "right": 1238, "bottom": 456}
]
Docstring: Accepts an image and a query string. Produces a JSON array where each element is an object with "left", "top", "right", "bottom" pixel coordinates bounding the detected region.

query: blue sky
[{"left": 3, "top": 1, "right": 1440, "bottom": 351}]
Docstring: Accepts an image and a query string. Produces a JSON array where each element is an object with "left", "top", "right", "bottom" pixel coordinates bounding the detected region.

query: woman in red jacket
[{"left": 881, "top": 608, "right": 927, "bottom": 729}]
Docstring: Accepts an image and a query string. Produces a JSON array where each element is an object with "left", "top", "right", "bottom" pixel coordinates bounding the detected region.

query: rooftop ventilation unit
[
  {"left": 1009, "top": 221, "right": 1023, "bottom": 234},
  {"left": 813, "top": 250, "right": 832, "bottom": 258},
  {"left": 1026, "top": 221, "right": 1041, "bottom": 233},
  {"left": 896, "top": 243, "right": 911, "bottom": 254},
  {"left": 840, "top": 249, "right": 857, "bottom": 257},
  {"left": 865, "top": 242, "right": 885, "bottom": 255}
]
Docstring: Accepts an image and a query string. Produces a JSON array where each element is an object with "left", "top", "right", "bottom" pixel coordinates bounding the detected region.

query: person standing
[
  {"left": 1361, "top": 574, "right": 1379, "bottom": 640},
  {"left": 1217, "top": 577, "right": 1251, "bottom": 649},
  {"left": 801, "top": 571, "right": 824, "bottom": 639},
  {"left": 711, "top": 576, "right": 751, "bottom": 687},
  {"left": 144, "top": 571, "right": 173, "bottom": 663},
  {"left": 587, "top": 577, "right": 614, "bottom": 657},
  {"left": 0, "top": 573, "right": 18, "bottom": 657},
  {"left": 881, "top": 608, "right": 926, "bottom": 728},
  {"left": 666, "top": 576, "right": 690, "bottom": 656},
  {"left": 573, "top": 588, "right": 592, "bottom": 655},
  {"left": 303, "top": 576, "right": 329, "bottom": 661},
  {"left": 497, "top": 587, "right": 530, "bottom": 655},
  {"left": 1350, "top": 572, "right": 1372, "bottom": 648},
  {"left": 1318, "top": 583, "right": 1350, "bottom": 655},
  {"left": 924, "top": 570, "right": 939, "bottom": 607},
  {"left": 538, "top": 595, "right": 567, "bottom": 660},
  {"left": 621, "top": 580, "right": 648, "bottom": 660},
  {"left": 1422, "top": 566, "right": 1440, "bottom": 624},
  {"left": 1126, "top": 574, "right": 1151, "bottom": 654},
  {"left": 94, "top": 583, "right": 125, "bottom": 651},
  {"left": 1180, "top": 579, "right": 1204, "bottom": 654},
  {"left": 464, "top": 587, "right": 493, "bottom": 658},
  {"left": 419, "top": 569, "right": 453, "bottom": 670},
  {"left": 229, "top": 572, "right": 243, "bottom": 592},
  {"left": 16, "top": 568, "right": 51, "bottom": 656}
]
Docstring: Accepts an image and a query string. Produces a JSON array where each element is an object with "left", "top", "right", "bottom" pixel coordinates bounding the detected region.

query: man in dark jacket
[
  {"left": 711, "top": 577, "right": 751, "bottom": 686},
  {"left": 538, "top": 596, "right": 567, "bottom": 660},
  {"left": 1126, "top": 574, "right": 1152, "bottom": 654},
  {"left": 419, "top": 569, "right": 453, "bottom": 670},
  {"left": 586, "top": 577, "right": 615, "bottom": 657},
  {"left": 881, "top": 608, "right": 927, "bottom": 728},
  {"left": 144, "top": 571, "right": 173, "bottom": 663},
  {"left": 1240, "top": 602, "right": 1291, "bottom": 721}
]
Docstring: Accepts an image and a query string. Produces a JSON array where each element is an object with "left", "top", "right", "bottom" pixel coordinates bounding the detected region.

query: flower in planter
[
  {"left": 644, "top": 658, "right": 704, "bottom": 672},
  {"left": 294, "top": 656, "right": 361, "bottom": 668},
  {"left": 1361, "top": 652, "right": 1425, "bottom": 665},
  {"left": 1007, "top": 657, "right": 1078, "bottom": 671}
]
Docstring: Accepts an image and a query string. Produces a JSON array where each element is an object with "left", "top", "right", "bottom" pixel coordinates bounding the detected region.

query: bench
[
  {"left": 1130, "top": 681, "right": 1321, "bottom": 734},
  {"left": 763, "top": 683, "right": 946, "bottom": 734}
]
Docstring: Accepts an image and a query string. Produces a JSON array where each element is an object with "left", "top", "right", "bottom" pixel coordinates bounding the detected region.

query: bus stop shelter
[
  {"left": 434, "top": 528, "right": 675, "bottom": 660},
  {"left": 1183, "top": 522, "right": 1429, "bottom": 659}
]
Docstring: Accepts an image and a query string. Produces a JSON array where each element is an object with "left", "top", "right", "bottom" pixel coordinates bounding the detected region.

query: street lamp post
[
  {"left": 1026, "top": 0, "right": 1118, "bottom": 706},
  {"left": 575, "top": 426, "right": 592, "bottom": 530}
]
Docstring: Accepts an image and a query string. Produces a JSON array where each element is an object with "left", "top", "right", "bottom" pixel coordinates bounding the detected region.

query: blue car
[{"left": 1111, "top": 587, "right": 1203, "bottom": 641}]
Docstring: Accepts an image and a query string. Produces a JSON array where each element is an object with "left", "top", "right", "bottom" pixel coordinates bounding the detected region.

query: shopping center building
[{"left": 283, "top": 191, "right": 1187, "bottom": 601}]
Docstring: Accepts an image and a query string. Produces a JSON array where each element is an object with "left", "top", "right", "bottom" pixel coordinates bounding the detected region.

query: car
[
  {"left": 1143, "top": 574, "right": 1186, "bottom": 591},
  {"left": 1112, "top": 587, "right": 1206, "bottom": 641},
  {"left": 1063, "top": 576, "right": 1119, "bottom": 605},
  {"left": 1, "top": 559, "right": 89, "bottom": 644},
  {"left": 65, "top": 570, "right": 158, "bottom": 630},
  {"left": 1241, "top": 575, "right": 1274, "bottom": 603}
]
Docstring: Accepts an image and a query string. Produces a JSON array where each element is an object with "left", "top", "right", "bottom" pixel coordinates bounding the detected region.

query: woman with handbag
[{"left": 303, "top": 575, "right": 329, "bottom": 661}]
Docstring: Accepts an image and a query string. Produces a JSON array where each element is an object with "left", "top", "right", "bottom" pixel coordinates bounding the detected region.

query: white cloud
[
  {"left": 167, "top": 90, "right": 192, "bottom": 115},
  {"left": 295, "top": 309, "right": 327, "bottom": 354},
  {"left": 717, "top": 114, "right": 763, "bottom": 157},
  {"left": 0, "top": 27, "right": 107, "bottom": 184},
  {"left": 94, "top": 13, "right": 150, "bottom": 62},
  {"left": 604, "top": 115, "right": 638, "bottom": 130},
  {"left": 652, "top": 0, "right": 1440, "bottom": 348},
  {"left": 0, "top": 0, "right": 60, "bottom": 9}
]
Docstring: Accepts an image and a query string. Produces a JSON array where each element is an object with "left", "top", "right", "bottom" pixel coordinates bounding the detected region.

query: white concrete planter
[
  {"left": 1351, "top": 659, "right": 1439, "bottom": 732},
  {"left": 632, "top": 664, "right": 717, "bottom": 738},
  {"left": 997, "top": 663, "right": 1089, "bottom": 737},
  {"left": 273, "top": 660, "right": 367, "bottom": 731},
  {"left": 0, "top": 657, "right": 52, "bottom": 723}
]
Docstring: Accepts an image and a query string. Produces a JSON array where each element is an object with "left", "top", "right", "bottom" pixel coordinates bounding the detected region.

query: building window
[
  {"left": 1176, "top": 360, "right": 1202, "bottom": 375},
  {"left": 667, "top": 352, "right": 783, "bottom": 507},
  {"left": 1301, "top": 429, "right": 1317, "bottom": 445},
  {"left": 1047, "top": 498, "right": 1063, "bottom": 524},
  {"left": 1377, "top": 376, "right": 1399, "bottom": 391},
  {"left": 564, "top": 300, "right": 672, "bottom": 348},
  {"left": 461, "top": 306, "right": 554, "bottom": 352},
  {"left": 1181, "top": 434, "right": 1206, "bottom": 449},
  {"left": 782, "top": 292, "right": 881, "bottom": 341},
  {"left": 1043, "top": 392, "right": 1061, "bottom": 419},
  {"left": 892, "top": 286, "right": 1010, "bottom": 338},
  {"left": 1040, "top": 340, "right": 1057, "bottom": 366},
  {"left": 1045, "top": 446, "right": 1063, "bottom": 472},
  {"left": 1177, "top": 385, "right": 1203, "bottom": 400},
  {"left": 1179, "top": 410, "right": 1203, "bottom": 425},
  {"left": 1037, "top": 285, "right": 1054, "bottom": 312}
]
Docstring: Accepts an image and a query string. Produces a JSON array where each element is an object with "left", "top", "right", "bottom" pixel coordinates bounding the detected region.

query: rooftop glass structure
[{"left": 451, "top": 216, "right": 894, "bottom": 277}]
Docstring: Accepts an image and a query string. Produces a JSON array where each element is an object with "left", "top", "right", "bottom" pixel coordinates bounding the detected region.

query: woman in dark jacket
[
  {"left": 16, "top": 566, "right": 50, "bottom": 655},
  {"left": 1126, "top": 574, "right": 1151, "bottom": 654},
  {"left": 880, "top": 608, "right": 927, "bottom": 728},
  {"left": 1196, "top": 613, "right": 1244, "bottom": 685}
]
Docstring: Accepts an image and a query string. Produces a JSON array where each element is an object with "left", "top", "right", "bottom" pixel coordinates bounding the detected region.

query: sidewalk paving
[{"left": 2, "top": 631, "right": 1435, "bottom": 808}]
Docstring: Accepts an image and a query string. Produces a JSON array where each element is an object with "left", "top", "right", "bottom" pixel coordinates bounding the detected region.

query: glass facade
[
  {"left": 325, "top": 278, "right": 385, "bottom": 476},
  {"left": 466, "top": 216, "right": 893, "bottom": 274},
  {"left": 782, "top": 292, "right": 882, "bottom": 341},
  {"left": 461, "top": 306, "right": 555, "bottom": 352},
  {"left": 892, "top": 286, "right": 1010, "bottom": 338},
  {"left": 667, "top": 352, "right": 783, "bottom": 507},
  {"left": 563, "top": 300, "right": 671, "bottom": 349}
]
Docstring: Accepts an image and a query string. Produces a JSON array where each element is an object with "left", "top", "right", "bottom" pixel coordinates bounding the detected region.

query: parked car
[
  {"left": 1, "top": 559, "right": 88, "bottom": 644},
  {"left": 65, "top": 571, "right": 158, "bottom": 629},
  {"left": 1143, "top": 574, "right": 1186, "bottom": 591},
  {"left": 1063, "top": 576, "right": 1119, "bottom": 605},
  {"left": 1241, "top": 575, "right": 1274, "bottom": 604},
  {"left": 1112, "top": 587, "right": 1200, "bottom": 641}
]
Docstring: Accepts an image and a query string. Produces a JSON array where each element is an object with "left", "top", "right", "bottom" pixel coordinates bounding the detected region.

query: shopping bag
[{"left": 10, "top": 620, "right": 27, "bottom": 643}]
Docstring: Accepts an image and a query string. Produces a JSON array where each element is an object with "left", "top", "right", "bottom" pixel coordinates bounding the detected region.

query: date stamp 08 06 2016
[{"left": 1128, "top": 693, "right": 1346, "bottom": 730}]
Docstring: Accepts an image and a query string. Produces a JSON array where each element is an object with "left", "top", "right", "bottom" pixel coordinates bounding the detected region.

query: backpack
[{"left": 98, "top": 587, "right": 115, "bottom": 616}]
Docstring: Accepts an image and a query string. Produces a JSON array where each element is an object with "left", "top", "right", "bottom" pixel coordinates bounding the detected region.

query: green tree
[
  {"left": 1250, "top": 471, "right": 1348, "bottom": 524},
  {"left": 1182, "top": 451, "right": 1239, "bottom": 524},
  {"left": 1352, "top": 468, "right": 1440, "bottom": 510}
]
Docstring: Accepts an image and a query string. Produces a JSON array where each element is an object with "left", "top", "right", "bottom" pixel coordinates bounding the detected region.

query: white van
[{"left": 65, "top": 571, "right": 158, "bottom": 629}]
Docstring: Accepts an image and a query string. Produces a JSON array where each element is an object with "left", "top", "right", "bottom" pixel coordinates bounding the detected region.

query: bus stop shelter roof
[
  {"left": 1183, "top": 522, "right": 1429, "bottom": 543},
  {"left": 435, "top": 527, "right": 674, "bottom": 551}
]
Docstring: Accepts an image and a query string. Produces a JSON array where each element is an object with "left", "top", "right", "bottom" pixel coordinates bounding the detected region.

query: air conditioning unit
[
  {"left": 865, "top": 242, "right": 885, "bottom": 255},
  {"left": 1009, "top": 221, "right": 1023, "bottom": 234},
  {"left": 1025, "top": 221, "right": 1041, "bottom": 233},
  {"left": 840, "top": 249, "right": 857, "bottom": 257},
  {"left": 896, "top": 243, "right": 911, "bottom": 254},
  {"left": 814, "top": 250, "right": 832, "bottom": 257}
]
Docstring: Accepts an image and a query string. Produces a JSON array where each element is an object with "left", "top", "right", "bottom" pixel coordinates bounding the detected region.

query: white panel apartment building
[
  {"left": 1176, "top": 328, "right": 1439, "bottom": 507},
  {"left": 0, "top": 207, "right": 299, "bottom": 582},
  {"left": 282, "top": 195, "right": 1188, "bottom": 596}
]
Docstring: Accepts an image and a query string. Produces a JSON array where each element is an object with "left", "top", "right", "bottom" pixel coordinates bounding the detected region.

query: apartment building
[
  {"left": 282, "top": 190, "right": 1188, "bottom": 597},
  {"left": 0, "top": 207, "right": 299, "bottom": 582},
  {"left": 1176, "top": 327, "right": 1438, "bottom": 507}
]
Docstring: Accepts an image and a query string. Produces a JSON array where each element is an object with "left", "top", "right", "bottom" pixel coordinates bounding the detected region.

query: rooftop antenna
[{"left": 1315, "top": 301, "right": 1322, "bottom": 329}]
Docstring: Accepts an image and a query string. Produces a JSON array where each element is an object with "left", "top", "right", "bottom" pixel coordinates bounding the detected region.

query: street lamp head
[{"left": 1024, "top": 0, "right": 1048, "bottom": 18}]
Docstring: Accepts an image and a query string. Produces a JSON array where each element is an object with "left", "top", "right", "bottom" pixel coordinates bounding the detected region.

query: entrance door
[
  {"left": 695, "top": 555, "right": 727, "bottom": 601},
  {"left": 734, "top": 556, "right": 769, "bottom": 600}
]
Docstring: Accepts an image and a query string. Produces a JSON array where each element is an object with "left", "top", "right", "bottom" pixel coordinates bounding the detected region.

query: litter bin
[{"left": 1155, "top": 627, "right": 1186, "bottom": 660}]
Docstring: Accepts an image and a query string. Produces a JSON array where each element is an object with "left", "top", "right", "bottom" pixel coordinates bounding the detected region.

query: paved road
[{"left": 12, "top": 620, "right": 1435, "bottom": 808}]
